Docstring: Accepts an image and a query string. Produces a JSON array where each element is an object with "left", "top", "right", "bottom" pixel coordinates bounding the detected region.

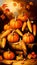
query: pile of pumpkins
[{"left": 0, "top": 1, "right": 37, "bottom": 60}]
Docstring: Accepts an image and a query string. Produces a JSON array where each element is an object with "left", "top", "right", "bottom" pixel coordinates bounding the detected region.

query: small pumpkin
[
  {"left": 18, "top": 14, "right": 28, "bottom": 21},
  {"left": 23, "top": 32, "right": 34, "bottom": 43},
  {"left": 4, "top": 24, "right": 12, "bottom": 30},
  {"left": 7, "top": 32, "right": 19, "bottom": 43},
  {"left": 3, "top": 51, "right": 15, "bottom": 60},
  {"left": 10, "top": 19, "right": 22, "bottom": 29}
]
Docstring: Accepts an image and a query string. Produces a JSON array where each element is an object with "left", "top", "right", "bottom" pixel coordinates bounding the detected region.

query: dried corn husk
[
  {"left": 20, "top": 40, "right": 27, "bottom": 55},
  {"left": 0, "top": 38, "right": 6, "bottom": 48},
  {"left": 1, "top": 29, "right": 12, "bottom": 38},
  {"left": 15, "top": 29, "right": 23, "bottom": 36},
  {"left": 33, "top": 24, "right": 36, "bottom": 36},
  {"left": 22, "top": 22, "right": 27, "bottom": 31},
  {"left": 27, "top": 19, "right": 32, "bottom": 33},
  {"left": 1, "top": 38, "right": 6, "bottom": 48},
  {"left": 11, "top": 40, "right": 27, "bottom": 56}
]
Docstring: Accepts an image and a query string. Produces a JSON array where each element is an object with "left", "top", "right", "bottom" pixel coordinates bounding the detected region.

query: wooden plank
[{"left": 0, "top": 59, "right": 37, "bottom": 65}]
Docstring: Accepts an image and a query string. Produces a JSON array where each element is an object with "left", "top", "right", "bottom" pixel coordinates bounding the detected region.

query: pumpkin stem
[
  {"left": 28, "top": 32, "right": 30, "bottom": 34},
  {"left": 28, "top": 19, "right": 30, "bottom": 22},
  {"left": 20, "top": 38, "right": 21, "bottom": 41},
  {"left": 15, "top": 16, "right": 16, "bottom": 21},
  {"left": 8, "top": 23, "right": 10, "bottom": 25},
  {"left": 27, "top": 32, "right": 30, "bottom": 36},
  {"left": 8, "top": 48, "right": 10, "bottom": 52},
  {"left": 22, "top": 11, "right": 24, "bottom": 16},
  {"left": 11, "top": 30, "right": 15, "bottom": 35}
]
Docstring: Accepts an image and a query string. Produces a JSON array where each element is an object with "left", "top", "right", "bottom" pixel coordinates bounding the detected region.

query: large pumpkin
[
  {"left": 10, "top": 19, "right": 22, "bottom": 29},
  {"left": 7, "top": 32, "right": 19, "bottom": 43},
  {"left": 23, "top": 32, "right": 34, "bottom": 43},
  {"left": 3, "top": 51, "right": 15, "bottom": 60}
]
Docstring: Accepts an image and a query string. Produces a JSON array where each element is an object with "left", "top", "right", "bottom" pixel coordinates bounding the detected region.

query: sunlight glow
[{"left": 4, "top": 1, "right": 22, "bottom": 15}]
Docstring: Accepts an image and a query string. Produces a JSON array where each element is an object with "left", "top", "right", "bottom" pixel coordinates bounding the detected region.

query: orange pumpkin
[
  {"left": 10, "top": 19, "right": 22, "bottom": 29},
  {"left": 18, "top": 14, "right": 28, "bottom": 21},
  {"left": 7, "top": 32, "right": 19, "bottom": 43},
  {"left": 4, "top": 24, "right": 12, "bottom": 30},
  {"left": 3, "top": 51, "right": 15, "bottom": 60},
  {"left": 23, "top": 32, "right": 34, "bottom": 43}
]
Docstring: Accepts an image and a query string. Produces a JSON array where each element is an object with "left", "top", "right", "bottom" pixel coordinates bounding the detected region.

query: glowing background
[
  {"left": 0, "top": 0, "right": 37, "bottom": 16},
  {"left": 0, "top": 0, "right": 37, "bottom": 5},
  {"left": 0, "top": 0, "right": 37, "bottom": 6}
]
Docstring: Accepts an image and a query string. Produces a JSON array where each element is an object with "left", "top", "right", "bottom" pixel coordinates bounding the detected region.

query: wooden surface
[{"left": 0, "top": 59, "right": 37, "bottom": 65}]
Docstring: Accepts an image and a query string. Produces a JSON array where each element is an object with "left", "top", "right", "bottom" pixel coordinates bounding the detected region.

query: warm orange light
[
  {"left": 3, "top": 0, "right": 23, "bottom": 17},
  {"left": 3, "top": 1, "right": 22, "bottom": 15},
  {"left": 7, "top": 1, "right": 19, "bottom": 12}
]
